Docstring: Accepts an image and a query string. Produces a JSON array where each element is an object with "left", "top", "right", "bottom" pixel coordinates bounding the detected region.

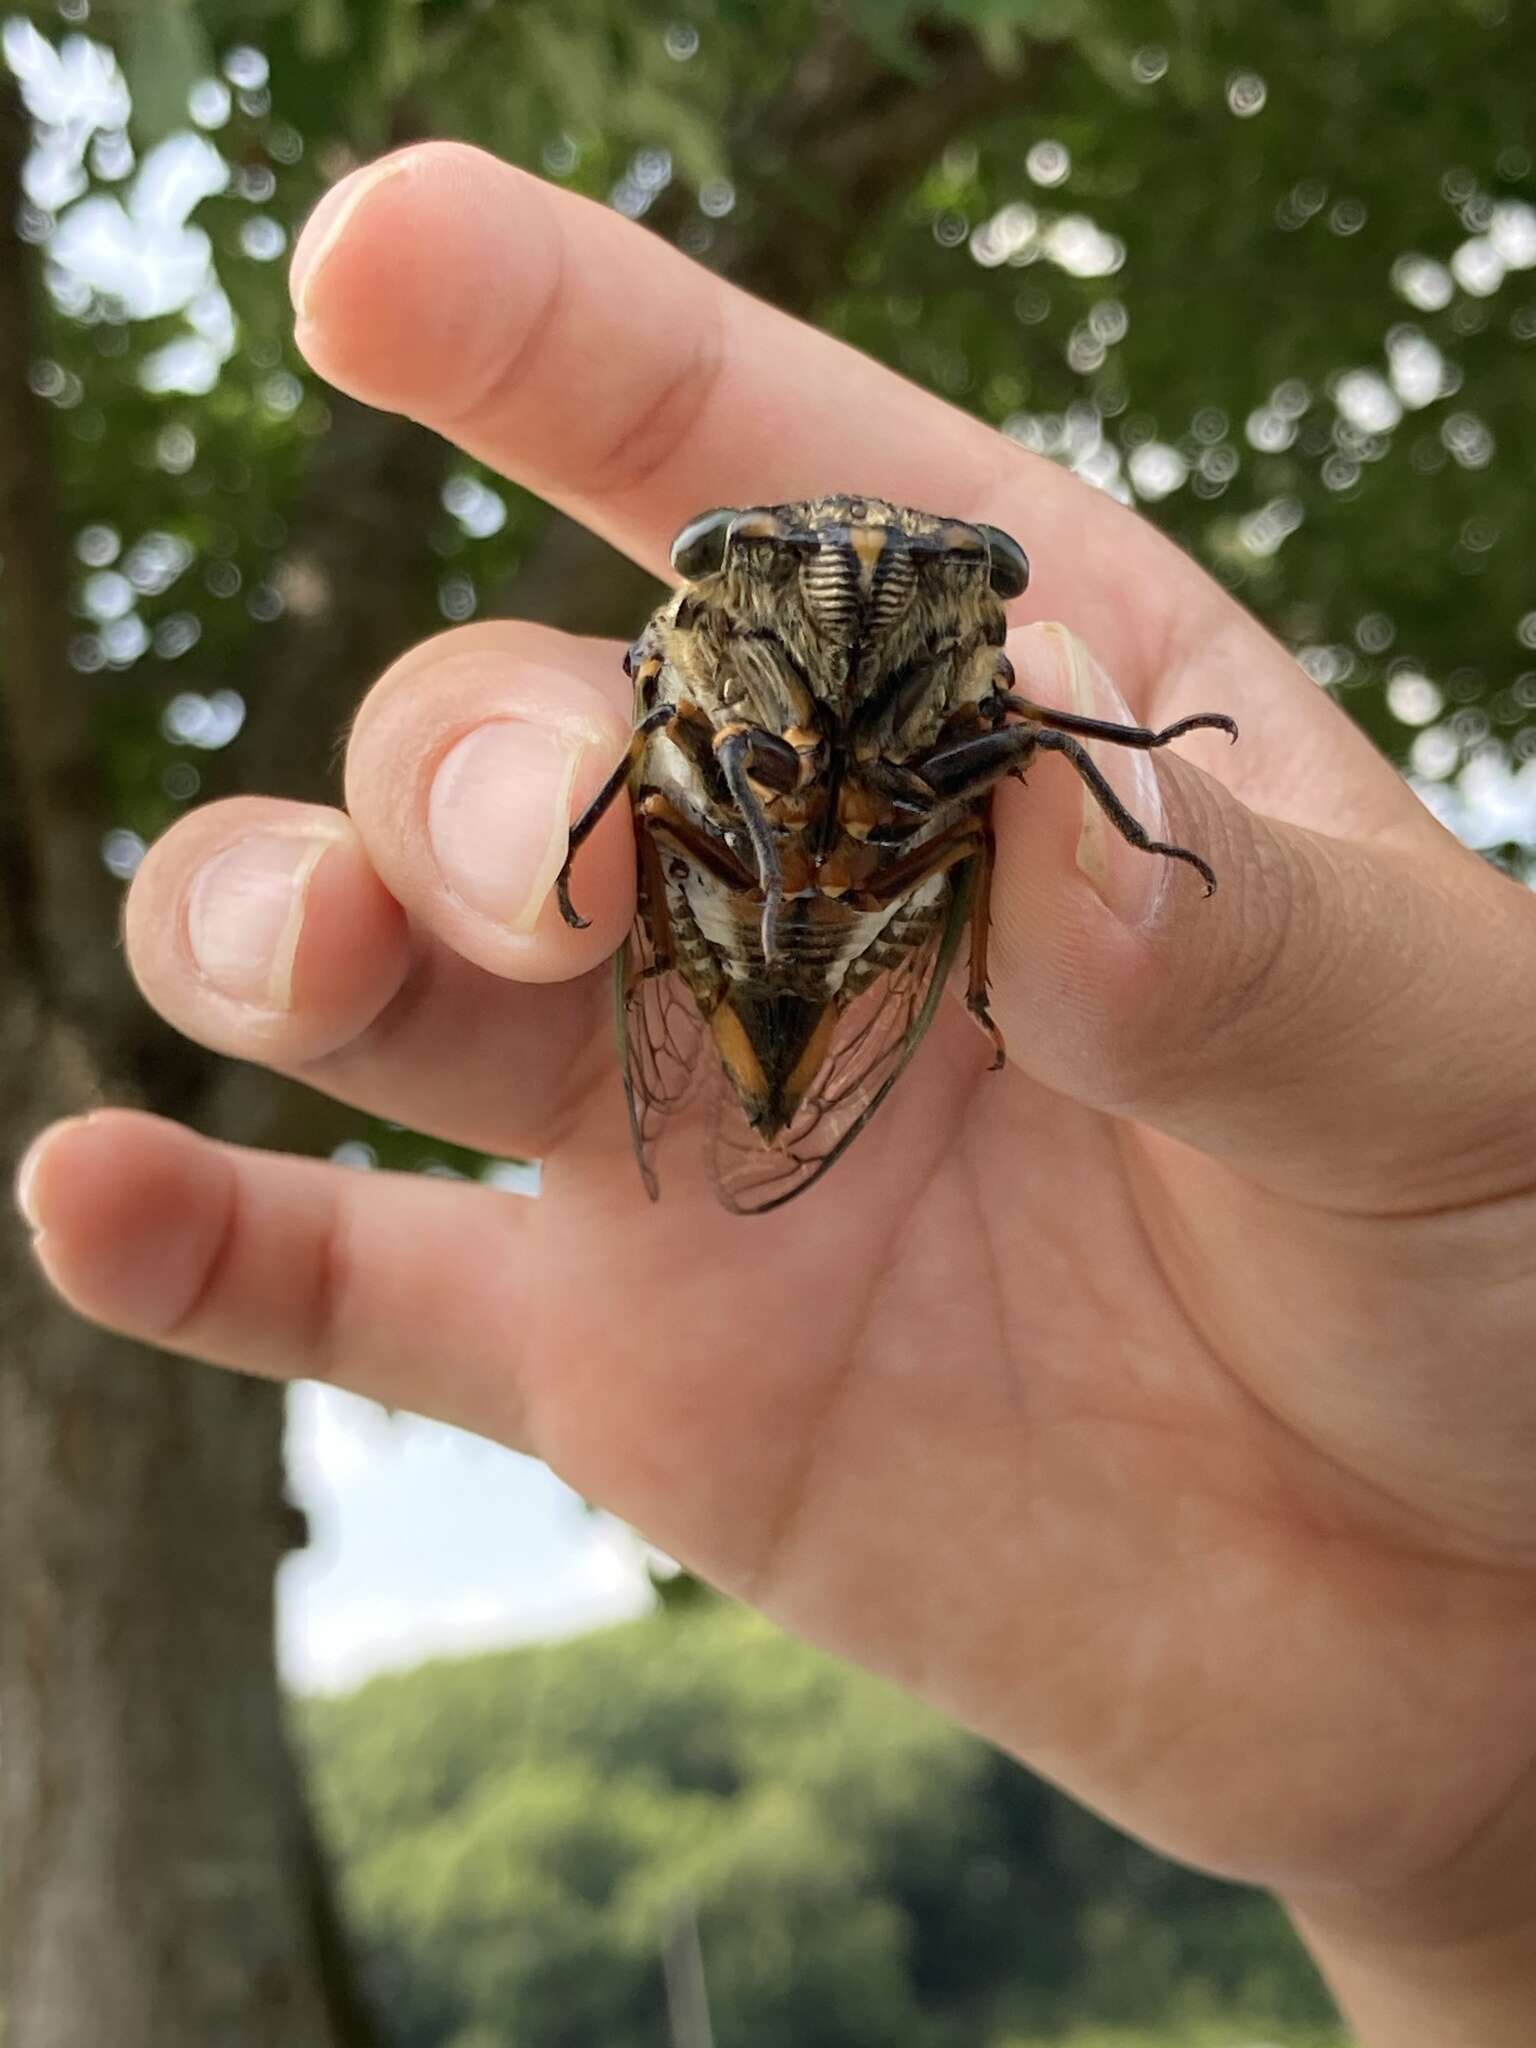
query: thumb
[{"left": 984, "top": 626, "right": 1536, "bottom": 1214}]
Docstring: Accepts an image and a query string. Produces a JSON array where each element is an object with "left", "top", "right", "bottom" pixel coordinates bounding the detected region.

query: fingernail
[
  {"left": 290, "top": 153, "right": 416, "bottom": 324},
  {"left": 14, "top": 1116, "right": 87, "bottom": 1238},
  {"left": 1036, "top": 622, "right": 1167, "bottom": 926},
  {"left": 428, "top": 720, "right": 590, "bottom": 935},
  {"left": 186, "top": 827, "right": 343, "bottom": 1009},
  {"left": 15, "top": 1129, "right": 50, "bottom": 1232}
]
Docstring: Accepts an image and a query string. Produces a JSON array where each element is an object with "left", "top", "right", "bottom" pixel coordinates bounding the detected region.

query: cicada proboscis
[{"left": 557, "top": 496, "right": 1235, "bottom": 1213}]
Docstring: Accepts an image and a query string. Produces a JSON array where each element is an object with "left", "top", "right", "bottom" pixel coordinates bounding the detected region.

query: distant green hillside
[{"left": 303, "top": 1605, "right": 1342, "bottom": 2048}]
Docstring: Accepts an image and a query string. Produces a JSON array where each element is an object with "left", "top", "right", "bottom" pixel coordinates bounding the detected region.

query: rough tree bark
[
  {"left": 0, "top": 79, "right": 434, "bottom": 2048},
  {"left": 1, "top": 18, "right": 1054, "bottom": 2043}
]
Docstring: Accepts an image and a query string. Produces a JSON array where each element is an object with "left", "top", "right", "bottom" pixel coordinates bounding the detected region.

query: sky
[{"left": 280, "top": 1383, "right": 655, "bottom": 1693}]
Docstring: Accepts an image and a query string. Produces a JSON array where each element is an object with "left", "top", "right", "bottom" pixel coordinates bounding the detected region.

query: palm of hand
[{"left": 527, "top": 651, "right": 1536, "bottom": 1908}]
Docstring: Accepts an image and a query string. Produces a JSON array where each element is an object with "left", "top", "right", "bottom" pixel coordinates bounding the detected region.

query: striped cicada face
[
  {"left": 664, "top": 496, "right": 1029, "bottom": 722},
  {"left": 555, "top": 497, "right": 1233, "bottom": 1212}
]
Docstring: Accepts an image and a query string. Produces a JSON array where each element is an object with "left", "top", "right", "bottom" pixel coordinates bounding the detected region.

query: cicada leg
[
  {"left": 556, "top": 703, "right": 676, "bottom": 929},
  {"left": 715, "top": 729, "right": 788, "bottom": 962},
  {"left": 843, "top": 814, "right": 1007, "bottom": 1069},
  {"left": 708, "top": 722, "right": 818, "bottom": 964},
  {"left": 963, "top": 811, "right": 1006, "bottom": 1071},
  {"left": 860, "top": 755, "right": 944, "bottom": 828},
  {"left": 628, "top": 817, "right": 676, "bottom": 995},
  {"left": 845, "top": 817, "right": 987, "bottom": 906},
  {"left": 918, "top": 724, "right": 1222, "bottom": 897},
  {"left": 995, "top": 690, "right": 1238, "bottom": 753},
  {"left": 634, "top": 793, "right": 757, "bottom": 894}
]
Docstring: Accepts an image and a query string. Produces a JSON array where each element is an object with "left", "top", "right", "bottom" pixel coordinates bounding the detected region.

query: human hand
[{"left": 18, "top": 144, "right": 1536, "bottom": 2041}]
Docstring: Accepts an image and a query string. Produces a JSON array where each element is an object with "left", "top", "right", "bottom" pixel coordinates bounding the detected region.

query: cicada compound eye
[
  {"left": 977, "top": 524, "right": 1030, "bottom": 599},
  {"left": 670, "top": 507, "right": 738, "bottom": 580}
]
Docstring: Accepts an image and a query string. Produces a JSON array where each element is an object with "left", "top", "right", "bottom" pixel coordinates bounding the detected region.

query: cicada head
[{"left": 666, "top": 497, "right": 1029, "bottom": 708}]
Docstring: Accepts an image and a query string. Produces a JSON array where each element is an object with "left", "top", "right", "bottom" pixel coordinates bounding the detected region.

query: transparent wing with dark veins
[
  {"left": 708, "top": 871, "right": 973, "bottom": 1216},
  {"left": 615, "top": 874, "right": 709, "bottom": 1202}
]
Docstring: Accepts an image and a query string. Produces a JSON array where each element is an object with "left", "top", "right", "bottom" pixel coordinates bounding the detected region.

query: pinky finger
[{"left": 16, "top": 1110, "right": 534, "bottom": 1445}]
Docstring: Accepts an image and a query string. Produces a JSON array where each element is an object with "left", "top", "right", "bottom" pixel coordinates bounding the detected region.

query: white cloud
[{"left": 280, "top": 1386, "right": 655, "bottom": 1693}]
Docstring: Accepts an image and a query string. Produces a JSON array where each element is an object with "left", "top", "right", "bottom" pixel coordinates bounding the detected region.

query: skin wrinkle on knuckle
[
  {"left": 1300, "top": 1746, "right": 1536, "bottom": 1955},
  {"left": 741, "top": 1149, "right": 974, "bottom": 1614},
  {"left": 471, "top": 1229, "right": 540, "bottom": 1455},
  {"left": 960, "top": 1141, "right": 1024, "bottom": 1418},
  {"left": 578, "top": 291, "right": 727, "bottom": 502},
  {"left": 287, "top": 944, "right": 451, "bottom": 1097},
  {"left": 298, "top": 1181, "right": 354, "bottom": 1386},
  {"left": 527, "top": 1024, "right": 618, "bottom": 1161},
  {"left": 425, "top": 173, "right": 567, "bottom": 438},
  {"left": 157, "top": 1158, "right": 241, "bottom": 1350},
  {"left": 288, "top": 947, "right": 612, "bottom": 1161},
  {"left": 427, "top": 185, "right": 726, "bottom": 506}
]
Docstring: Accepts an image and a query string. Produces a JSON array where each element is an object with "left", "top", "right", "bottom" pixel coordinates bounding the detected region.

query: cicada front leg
[
  {"left": 710, "top": 723, "right": 818, "bottom": 963},
  {"left": 556, "top": 703, "right": 676, "bottom": 929}
]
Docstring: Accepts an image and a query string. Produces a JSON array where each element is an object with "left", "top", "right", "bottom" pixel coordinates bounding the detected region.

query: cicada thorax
[{"left": 643, "top": 727, "right": 945, "bottom": 1141}]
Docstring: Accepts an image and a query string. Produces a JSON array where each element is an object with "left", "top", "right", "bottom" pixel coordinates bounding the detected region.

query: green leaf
[
  {"left": 844, "top": 0, "right": 932, "bottom": 83},
  {"left": 295, "top": 0, "right": 350, "bottom": 62}
]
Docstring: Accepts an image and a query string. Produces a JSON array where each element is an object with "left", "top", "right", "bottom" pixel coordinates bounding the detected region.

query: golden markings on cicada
[{"left": 554, "top": 495, "right": 1237, "bottom": 1213}]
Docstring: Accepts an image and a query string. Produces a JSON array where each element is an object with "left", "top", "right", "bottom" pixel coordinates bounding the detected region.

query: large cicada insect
[{"left": 556, "top": 496, "right": 1234, "bottom": 1213}]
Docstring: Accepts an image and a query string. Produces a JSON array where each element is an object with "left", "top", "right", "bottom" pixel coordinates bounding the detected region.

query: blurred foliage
[
  {"left": 305, "top": 1605, "right": 1346, "bottom": 2048},
  {"left": 997, "top": 2033, "right": 1341, "bottom": 2048},
  {"left": 7, "top": 0, "right": 1536, "bottom": 936}
]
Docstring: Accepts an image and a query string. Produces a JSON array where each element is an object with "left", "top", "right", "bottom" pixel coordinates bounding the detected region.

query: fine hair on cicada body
[{"left": 556, "top": 495, "right": 1236, "bottom": 1213}]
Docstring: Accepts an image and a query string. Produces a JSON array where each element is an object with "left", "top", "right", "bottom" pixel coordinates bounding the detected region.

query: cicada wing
[
  {"left": 615, "top": 861, "right": 709, "bottom": 1201},
  {"left": 707, "top": 864, "right": 975, "bottom": 1216}
]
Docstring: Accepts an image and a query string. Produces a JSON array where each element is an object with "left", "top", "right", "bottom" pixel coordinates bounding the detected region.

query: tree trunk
[
  {"left": 0, "top": 78, "right": 403, "bottom": 2045},
  {"left": 0, "top": 1010, "right": 375, "bottom": 2048},
  {"left": 0, "top": 1209, "right": 335, "bottom": 2045}
]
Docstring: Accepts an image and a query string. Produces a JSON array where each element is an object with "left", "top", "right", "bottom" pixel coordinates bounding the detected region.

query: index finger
[
  {"left": 289, "top": 142, "right": 1218, "bottom": 691},
  {"left": 291, "top": 142, "right": 1433, "bottom": 848}
]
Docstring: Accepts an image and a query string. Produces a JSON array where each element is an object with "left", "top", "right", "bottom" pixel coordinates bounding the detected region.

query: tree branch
[
  {"left": 496, "top": 18, "right": 1063, "bottom": 638},
  {"left": 712, "top": 21, "right": 1063, "bottom": 305}
]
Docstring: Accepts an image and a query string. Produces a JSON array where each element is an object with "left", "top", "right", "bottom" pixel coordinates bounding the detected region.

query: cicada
[{"left": 557, "top": 496, "right": 1234, "bottom": 1213}]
